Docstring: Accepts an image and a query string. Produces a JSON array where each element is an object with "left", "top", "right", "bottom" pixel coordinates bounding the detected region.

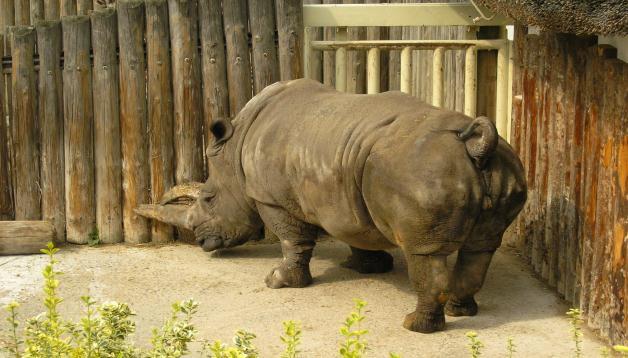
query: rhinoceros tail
[{"left": 457, "top": 116, "right": 498, "bottom": 169}]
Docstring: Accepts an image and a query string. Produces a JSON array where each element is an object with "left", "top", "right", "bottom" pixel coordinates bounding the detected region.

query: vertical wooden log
[
  {"left": 366, "top": 47, "right": 379, "bottom": 94},
  {"left": 344, "top": 0, "right": 365, "bottom": 94},
  {"left": 432, "top": 46, "right": 444, "bottom": 108},
  {"left": 30, "top": 0, "right": 44, "bottom": 24},
  {"left": 199, "top": 0, "right": 229, "bottom": 154},
  {"left": 117, "top": 0, "right": 149, "bottom": 243},
  {"left": 1, "top": 2, "right": 14, "bottom": 221},
  {"left": 44, "top": 0, "right": 60, "bottom": 20},
  {"left": 366, "top": 0, "right": 386, "bottom": 92},
  {"left": 1, "top": 0, "right": 15, "bottom": 35},
  {"left": 476, "top": 26, "right": 499, "bottom": 119},
  {"left": 36, "top": 20, "right": 64, "bottom": 241},
  {"left": 11, "top": 26, "right": 40, "bottom": 220},
  {"left": 0, "top": 35, "right": 13, "bottom": 221},
  {"left": 76, "top": 0, "right": 90, "bottom": 14},
  {"left": 146, "top": 0, "right": 174, "bottom": 243},
  {"left": 60, "top": 0, "right": 75, "bottom": 16},
  {"left": 387, "top": 0, "right": 402, "bottom": 91},
  {"left": 464, "top": 46, "right": 477, "bottom": 117},
  {"left": 248, "top": 0, "right": 280, "bottom": 92},
  {"left": 168, "top": 0, "right": 203, "bottom": 186},
  {"left": 91, "top": 8, "right": 122, "bottom": 243},
  {"left": 222, "top": 0, "right": 252, "bottom": 114},
  {"left": 275, "top": 0, "right": 304, "bottom": 80},
  {"left": 62, "top": 16, "right": 94, "bottom": 243},
  {"left": 334, "top": 27, "right": 347, "bottom": 92},
  {"left": 400, "top": 47, "right": 412, "bottom": 94},
  {"left": 303, "top": 0, "right": 322, "bottom": 82},
  {"left": 322, "top": 0, "right": 335, "bottom": 87},
  {"left": 15, "top": 0, "right": 30, "bottom": 25}
]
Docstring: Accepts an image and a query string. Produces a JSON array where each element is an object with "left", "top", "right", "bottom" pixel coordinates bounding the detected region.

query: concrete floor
[{"left": 0, "top": 240, "right": 607, "bottom": 357}]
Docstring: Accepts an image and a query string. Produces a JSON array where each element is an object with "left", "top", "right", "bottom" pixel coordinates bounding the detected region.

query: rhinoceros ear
[{"left": 207, "top": 118, "right": 234, "bottom": 157}]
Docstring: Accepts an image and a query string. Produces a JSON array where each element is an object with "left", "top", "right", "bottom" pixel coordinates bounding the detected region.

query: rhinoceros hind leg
[
  {"left": 445, "top": 250, "right": 495, "bottom": 317},
  {"left": 257, "top": 203, "right": 317, "bottom": 289},
  {"left": 341, "top": 246, "right": 393, "bottom": 274}
]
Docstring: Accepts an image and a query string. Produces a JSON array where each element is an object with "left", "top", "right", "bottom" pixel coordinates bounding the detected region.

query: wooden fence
[
  {"left": 510, "top": 25, "right": 627, "bottom": 343},
  {"left": 0, "top": 0, "right": 484, "bottom": 244}
]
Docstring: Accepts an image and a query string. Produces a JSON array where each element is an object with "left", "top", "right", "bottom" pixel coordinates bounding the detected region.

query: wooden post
[
  {"left": 1, "top": 0, "right": 15, "bottom": 35},
  {"left": 60, "top": 0, "right": 75, "bottom": 16},
  {"left": 0, "top": 221, "right": 55, "bottom": 255},
  {"left": 91, "top": 8, "right": 122, "bottom": 244},
  {"left": 44, "top": 0, "right": 60, "bottom": 20},
  {"left": 367, "top": 47, "right": 380, "bottom": 94},
  {"left": 248, "top": 0, "right": 280, "bottom": 92},
  {"left": 62, "top": 16, "right": 95, "bottom": 243},
  {"left": 275, "top": 0, "right": 304, "bottom": 80},
  {"left": 76, "top": 0, "right": 90, "bottom": 14},
  {"left": 36, "top": 20, "right": 64, "bottom": 241},
  {"left": 117, "top": 0, "right": 150, "bottom": 243},
  {"left": 199, "top": 0, "right": 229, "bottom": 161},
  {"left": 11, "top": 26, "right": 40, "bottom": 221},
  {"left": 222, "top": 0, "right": 252, "bottom": 114},
  {"left": 476, "top": 26, "right": 499, "bottom": 120},
  {"left": 303, "top": 0, "right": 322, "bottom": 82},
  {"left": 30, "top": 0, "right": 44, "bottom": 24},
  {"left": 495, "top": 41, "right": 509, "bottom": 137},
  {"left": 345, "top": 0, "right": 365, "bottom": 94},
  {"left": 322, "top": 0, "right": 335, "bottom": 87},
  {"left": 400, "top": 46, "right": 412, "bottom": 94},
  {"left": 15, "top": 0, "right": 30, "bottom": 25},
  {"left": 464, "top": 45, "right": 477, "bottom": 117},
  {"left": 387, "top": 0, "right": 402, "bottom": 91},
  {"left": 335, "top": 27, "right": 347, "bottom": 92},
  {"left": 146, "top": 0, "right": 174, "bottom": 243},
  {"left": 0, "top": 34, "right": 13, "bottom": 221},
  {"left": 168, "top": 0, "right": 204, "bottom": 183},
  {"left": 432, "top": 46, "right": 444, "bottom": 108}
]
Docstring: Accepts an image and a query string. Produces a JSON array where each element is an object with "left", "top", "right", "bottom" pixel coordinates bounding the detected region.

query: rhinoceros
[{"left": 136, "top": 79, "right": 527, "bottom": 333}]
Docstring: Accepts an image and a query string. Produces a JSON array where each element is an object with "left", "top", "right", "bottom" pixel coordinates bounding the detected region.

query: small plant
[
  {"left": 506, "top": 336, "right": 516, "bottom": 357},
  {"left": 567, "top": 308, "right": 583, "bottom": 358},
  {"left": 88, "top": 227, "right": 100, "bottom": 246},
  {"left": 280, "top": 320, "right": 301, "bottom": 358},
  {"left": 614, "top": 345, "right": 628, "bottom": 357},
  {"left": 339, "top": 299, "right": 369, "bottom": 358},
  {"left": 465, "top": 331, "right": 483, "bottom": 358},
  {"left": 148, "top": 299, "right": 199, "bottom": 357},
  {"left": 3, "top": 302, "right": 21, "bottom": 357}
]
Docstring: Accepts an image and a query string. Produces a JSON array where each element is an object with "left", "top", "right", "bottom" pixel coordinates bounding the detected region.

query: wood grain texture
[
  {"left": 168, "top": 0, "right": 204, "bottom": 184},
  {"left": 146, "top": 0, "right": 174, "bottom": 243},
  {"left": 344, "top": 0, "right": 365, "bottom": 94},
  {"left": 44, "top": 0, "right": 60, "bottom": 20},
  {"left": 14, "top": 0, "right": 30, "bottom": 25},
  {"left": 36, "top": 20, "right": 64, "bottom": 241},
  {"left": 75, "top": 0, "right": 90, "bottom": 14},
  {"left": 249, "top": 0, "right": 280, "bottom": 93},
  {"left": 0, "top": 221, "right": 54, "bottom": 255},
  {"left": 0, "top": 0, "right": 15, "bottom": 35},
  {"left": 30, "top": 0, "right": 44, "bottom": 24},
  {"left": 62, "top": 16, "right": 95, "bottom": 244},
  {"left": 303, "top": 0, "right": 322, "bottom": 82},
  {"left": 11, "top": 26, "right": 40, "bottom": 221},
  {"left": 275, "top": 0, "right": 304, "bottom": 80},
  {"left": 117, "top": 0, "right": 150, "bottom": 244},
  {"left": 91, "top": 8, "right": 122, "bottom": 244},
  {"left": 0, "top": 35, "right": 13, "bottom": 221},
  {"left": 223, "top": 0, "right": 252, "bottom": 114},
  {"left": 60, "top": 0, "right": 75, "bottom": 16}
]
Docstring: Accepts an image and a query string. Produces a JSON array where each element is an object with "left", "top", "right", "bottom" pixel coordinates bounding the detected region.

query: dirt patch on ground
[{"left": 0, "top": 240, "right": 606, "bottom": 357}]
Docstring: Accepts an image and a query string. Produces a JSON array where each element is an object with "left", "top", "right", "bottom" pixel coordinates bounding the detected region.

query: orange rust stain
[
  {"left": 619, "top": 135, "right": 628, "bottom": 197},
  {"left": 613, "top": 223, "right": 626, "bottom": 269}
]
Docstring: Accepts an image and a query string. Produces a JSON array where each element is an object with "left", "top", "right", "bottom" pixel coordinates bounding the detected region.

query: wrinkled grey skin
[{"left": 136, "top": 79, "right": 527, "bottom": 333}]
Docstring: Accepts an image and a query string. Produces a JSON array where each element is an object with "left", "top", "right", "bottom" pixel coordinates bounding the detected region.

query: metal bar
[
  {"left": 303, "top": 4, "right": 512, "bottom": 27},
  {"left": 303, "top": 26, "right": 313, "bottom": 79},
  {"left": 464, "top": 45, "right": 477, "bottom": 117},
  {"left": 335, "top": 26, "right": 347, "bottom": 92},
  {"left": 495, "top": 42, "right": 508, "bottom": 137},
  {"left": 367, "top": 47, "right": 380, "bottom": 94},
  {"left": 400, "top": 46, "right": 411, "bottom": 94},
  {"left": 310, "top": 39, "right": 507, "bottom": 51},
  {"left": 432, "top": 46, "right": 444, "bottom": 107}
]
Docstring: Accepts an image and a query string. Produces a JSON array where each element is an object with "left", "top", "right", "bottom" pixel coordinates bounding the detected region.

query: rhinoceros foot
[
  {"left": 340, "top": 248, "right": 393, "bottom": 274},
  {"left": 445, "top": 297, "right": 479, "bottom": 317},
  {"left": 265, "top": 262, "right": 313, "bottom": 289},
  {"left": 403, "top": 310, "right": 446, "bottom": 333}
]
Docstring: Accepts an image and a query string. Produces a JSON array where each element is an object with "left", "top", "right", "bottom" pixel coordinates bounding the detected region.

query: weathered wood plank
[
  {"left": 344, "top": 0, "right": 365, "bottom": 94},
  {"left": 11, "top": 26, "right": 40, "bottom": 221},
  {"left": 14, "top": 0, "right": 30, "bottom": 25},
  {"left": 37, "top": 20, "right": 64, "bottom": 242},
  {"left": 249, "top": 0, "right": 280, "bottom": 92},
  {"left": 476, "top": 26, "right": 498, "bottom": 119},
  {"left": 322, "top": 0, "right": 335, "bottom": 88},
  {"left": 146, "top": 0, "right": 174, "bottom": 243},
  {"left": 62, "top": 16, "right": 95, "bottom": 243},
  {"left": 275, "top": 0, "right": 304, "bottom": 80},
  {"left": 223, "top": 0, "right": 252, "bottom": 114},
  {"left": 303, "top": 0, "right": 322, "bottom": 82},
  {"left": 76, "top": 0, "right": 90, "bottom": 14},
  {"left": 0, "top": 34, "right": 13, "bottom": 221},
  {"left": 60, "top": 0, "right": 75, "bottom": 16},
  {"left": 0, "top": 0, "right": 15, "bottom": 35},
  {"left": 0, "top": 221, "right": 55, "bottom": 255},
  {"left": 117, "top": 1, "right": 150, "bottom": 243},
  {"left": 91, "top": 8, "right": 122, "bottom": 244},
  {"left": 199, "top": 0, "right": 229, "bottom": 164},
  {"left": 44, "top": 0, "right": 60, "bottom": 20},
  {"left": 30, "top": 0, "right": 44, "bottom": 24},
  {"left": 168, "top": 0, "right": 204, "bottom": 184}
]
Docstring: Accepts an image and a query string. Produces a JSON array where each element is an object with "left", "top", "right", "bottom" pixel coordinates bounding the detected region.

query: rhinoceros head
[{"left": 135, "top": 118, "right": 263, "bottom": 251}]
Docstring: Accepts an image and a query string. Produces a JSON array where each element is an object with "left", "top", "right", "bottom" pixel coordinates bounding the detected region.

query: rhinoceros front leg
[
  {"left": 341, "top": 246, "right": 394, "bottom": 274},
  {"left": 256, "top": 204, "right": 317, "bottom": 289},
  {"left": 403, "top": 254, "right": 449, "bottom": 333}
]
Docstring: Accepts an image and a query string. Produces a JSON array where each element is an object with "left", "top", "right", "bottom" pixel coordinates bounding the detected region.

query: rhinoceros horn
[{"left": 134, "top": 182, "right": 204, "bottom": 230}]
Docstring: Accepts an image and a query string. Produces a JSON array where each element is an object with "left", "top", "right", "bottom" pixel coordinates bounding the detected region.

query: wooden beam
[
  {"left": 303, "top": 4, "right": 512, "bottom": 27},
  {"left": 311, "top": 39, "right": 506, "bottom": 50},
  {"left": 0, "top": 221, "right": 55, "bottom": 255}
]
